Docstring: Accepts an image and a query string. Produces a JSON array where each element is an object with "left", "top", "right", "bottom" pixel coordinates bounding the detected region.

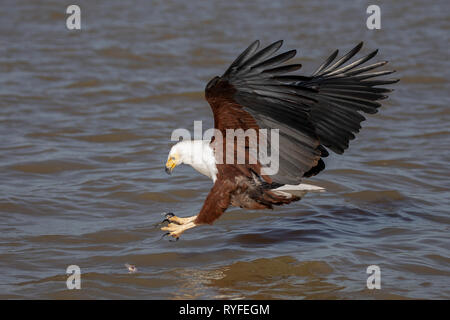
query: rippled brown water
[{"left": 0, "top": 0, "right": 449, "bottom": 299}]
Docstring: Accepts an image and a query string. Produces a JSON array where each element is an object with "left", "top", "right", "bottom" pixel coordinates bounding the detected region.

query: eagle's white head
[{"left": 165, "top": 140, "right": 217, "bottom": 182}]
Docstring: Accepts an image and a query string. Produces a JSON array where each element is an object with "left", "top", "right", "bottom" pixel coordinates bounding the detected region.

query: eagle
[{"left": 161, "top": 40, "right": 397, "bottom": 240}]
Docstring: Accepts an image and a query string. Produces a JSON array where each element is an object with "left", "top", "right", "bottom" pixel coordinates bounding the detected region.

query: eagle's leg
[{"left": 161, "top": 221, "right": 197, "bottom": 239}]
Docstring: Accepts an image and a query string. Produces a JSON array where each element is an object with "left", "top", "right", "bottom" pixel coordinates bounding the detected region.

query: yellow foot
[
  {"left": 160, "top": 213, "right": 198, "bottom": 240},
  {"left": 161, "top": 221, "right": 196, "bottom": 240}
]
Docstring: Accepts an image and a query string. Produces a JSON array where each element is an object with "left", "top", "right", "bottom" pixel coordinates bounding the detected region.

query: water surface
[{"left": 0, "top": 0, "right": 449, "bottom": 299}]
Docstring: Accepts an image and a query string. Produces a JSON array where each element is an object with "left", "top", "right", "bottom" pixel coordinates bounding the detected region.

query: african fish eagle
[{"left": 161, "top": 40, "right": 398, "bottom": 239}]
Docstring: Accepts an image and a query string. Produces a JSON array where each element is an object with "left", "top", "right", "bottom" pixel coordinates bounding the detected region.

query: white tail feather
[{"left": 271, "top": 183, "right": 325, "bottom": 198}]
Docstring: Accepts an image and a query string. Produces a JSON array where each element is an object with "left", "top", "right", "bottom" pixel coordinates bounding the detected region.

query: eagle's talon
[
  {"left": 160, "top": 232, "right": 171, "bottom": 240},
  {"left": 160, "top": 228, "right": 181, "bottom": 241},
  {"left": 156, "top": 212, "right": 177, "bottom": 227},
  {"left": 165, "top": 212, "right": 175, "bottom": 219},
  {"left": 160, "top": 231, "right": 180, "bottom": 241}
]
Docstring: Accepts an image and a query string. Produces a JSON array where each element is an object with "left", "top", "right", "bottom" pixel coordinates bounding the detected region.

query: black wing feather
[{"left": 208, "top": 40, "right": 398, "bottom": 184}]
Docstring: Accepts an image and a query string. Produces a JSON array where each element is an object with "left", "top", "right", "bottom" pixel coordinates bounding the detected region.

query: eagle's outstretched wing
[{"left": 205, "top": 40, "right": 398, "bottom": 184}]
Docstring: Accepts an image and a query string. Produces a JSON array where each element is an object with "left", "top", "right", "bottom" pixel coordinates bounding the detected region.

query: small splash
[{"left": 125, "top": 264, "right": 137, "bottom": 273}]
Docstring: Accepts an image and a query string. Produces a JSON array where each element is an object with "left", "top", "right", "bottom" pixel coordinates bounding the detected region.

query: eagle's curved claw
[
  {"left": 160, "top": 232, "right": 179, "bottom": 242},
  {"left": 154, "top": 212, "right": 176, "bottom": 228},
  {"left": 160, "top": 232, "right": 169, "bottom": 240},
  {"left": 165, "top": 212, "right": 175, "bottom": 219},
  {"left": 162, "top": 212, "right": 175, "bottom": 224}
]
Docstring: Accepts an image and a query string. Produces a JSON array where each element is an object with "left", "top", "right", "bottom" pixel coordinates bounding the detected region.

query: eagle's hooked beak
[{"left": 165, "top": 157, "right": 177, "bottom": 175}]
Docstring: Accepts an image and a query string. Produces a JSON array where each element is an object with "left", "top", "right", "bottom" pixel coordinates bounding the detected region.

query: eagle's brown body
[{"left": 195, "top": 165, "right": 298, "bottom": 225}]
